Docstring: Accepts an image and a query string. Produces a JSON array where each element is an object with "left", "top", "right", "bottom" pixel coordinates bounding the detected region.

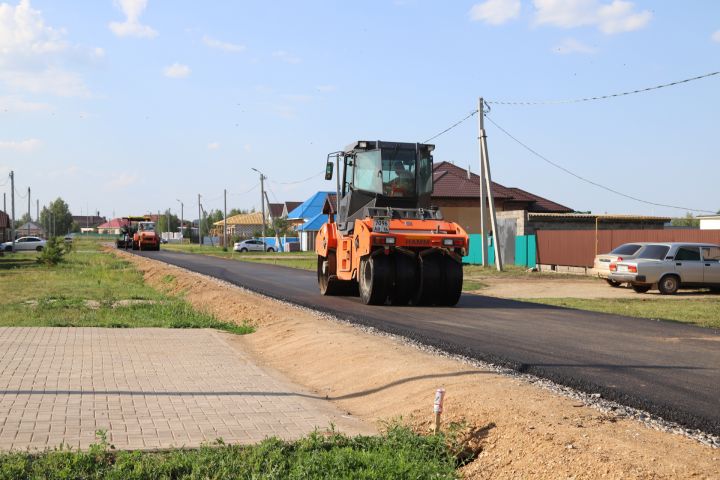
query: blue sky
[{"left": 1, "top": 0, "right": 718, "bottom": 221}]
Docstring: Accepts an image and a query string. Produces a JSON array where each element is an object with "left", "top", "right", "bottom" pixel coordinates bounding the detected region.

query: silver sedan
[
  {"left": 607, "top": 242, "right": 720, "bottom": 294},
  {"left": 0, "top": 236, "right": 47, "bottom": 252}
]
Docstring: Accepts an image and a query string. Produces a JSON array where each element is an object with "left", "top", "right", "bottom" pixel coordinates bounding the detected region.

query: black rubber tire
[
  {"left": 36, "top": 246, "right": 43, "bottom": 252},
  {"left": 132, "top": 242, "right": 138, "bottom": 251},
  {"left": 318, "top": 253, "right": 340, "bottom": 295},
  {"left": 387, "top": 254, "right": 415, "bottom": 306},
  {"left": 710, "top": 287, "right": 720, "bottom": 294},
  {"left": 606, "top": 279, "right": 622, "bottom": 288},
  {"left": 267, "top": 247, "right": 275, "bottom": 252},
  {"left": 658, "top": 275, "right": 680, "bottom": 295},
  {"left": 410, "top": 254, "right": 442, "bottom": 306},
  {"left": 5, "top": 246, "right": 11, "bottom": 252},
  {"left": 359, "top": 254, "right": 391, "bottom": 305},
  {"left": 240, "top": 248, "right": 248, "bottom": 253},
  {"left": 631, "top": 284, "right": 651, "bottom": 294},
  {"left": 437, "top": 255, "right": 463, "bottom": 307}
]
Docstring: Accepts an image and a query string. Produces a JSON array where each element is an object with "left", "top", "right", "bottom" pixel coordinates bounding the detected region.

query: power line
[
  {"left": 14, "top": 187, "right": 27, "bottom": 199},
  {"left": 487, "top": 70, "right": 720, "bottom": 105},
  {"left": 483, "top": 114, "right": 715, "bottom": 214},
  {"left": 0, "top": 177, "right": 8, "bottom": 186},
  {"left": 228, "top": 183, "right": 260, "bottom": 196},
  {"left": 423, "top": 111, "right": 478, "bottom": 144},
  {"left": 268, "top": 171, "right": 324, "bottom": 185}
]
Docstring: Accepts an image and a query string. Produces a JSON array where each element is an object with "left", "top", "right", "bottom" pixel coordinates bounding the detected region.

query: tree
[
  {"left": 18, "top": 212, "right": 32, "bottom": 225},
  {"left": 36, "top": 236, "right": 65, "bottom": 266},
  {"left": 156, "top": 209, "right": 180, "bottom": 235},
  {"left": 253, "top": 215, "right": 297, "bottom": 239},
  {"left": 228, "top": 208, "right": 251, "bottom": 217},
  {"left": 200, "top": 208, "right": 225, "bottom": 236},
  {"left": 40, "top": 198, "right": 73, "bottom": 235},
  {"left": 671, "top": 212, "right": 700, "bottom": 227},
  {"left": 69, "top": 221, "right": 81, "bottom": 233}
]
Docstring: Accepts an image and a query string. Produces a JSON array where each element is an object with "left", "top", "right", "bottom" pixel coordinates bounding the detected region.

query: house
[
  {"left": 268, "top": 203, "right": 284, "bottom": 218},
  {"left": 213, "top": 211, "right": 269, "bottom": 238},
  {"left": 96, "top": 218, "right": 131, "bottom": 235},
  {"left": 282, "top": 202, "right": 302, "bottom": 217},
  {"left": 698, "top": 214, "right": 720, "bottom": 230},
  {"left": 432, "top": 162, "right": 574, "bottom": 234},
  {"left": 15, "top": 222, "right": 47, "bottom": 238},
  {"left": 72, "top": 215, "right": 106, "bottom": 228},
  {"left": 287, "top": 192, "right": 334, "bottom": 232},
  {"left": 295, "top": 194, "right": 338, "bottom": 251}
]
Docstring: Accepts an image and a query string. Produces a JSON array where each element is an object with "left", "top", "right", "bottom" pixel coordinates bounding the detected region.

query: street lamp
[
  {"left": 251, "top": 168, "right": 267, "bottom": 252},
  {"left": 176, "top": 200, "right": 183, "bottom": 243}
]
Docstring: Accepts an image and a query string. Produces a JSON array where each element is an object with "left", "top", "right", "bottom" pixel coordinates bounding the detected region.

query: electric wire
[
  {"left": 268, "top": 171, "right": 324, "bottom": 185},
  {"left": 228, "top": 183, "right": 259, "bottom": 196},
  {"left": 423, "top": 111, "right": 478, "bottom": 144},
  {"left": 487, "top": 70, "right": 720, "bottom": 105},
  {"left": 14, "top": 187, "right": 27, "bottom": 199},
  {"left": 483, "top": 114, "right": 715, "bottom": 214},
  {"left": 0, "top": 176, "right": 8, "bottom": 186}
]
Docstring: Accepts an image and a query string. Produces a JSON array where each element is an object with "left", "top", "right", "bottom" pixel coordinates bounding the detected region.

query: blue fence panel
[
  {"left": 528, "top": 235, "right": 536, "bottom": 267},
  {"left": 515, "top": 236, "right": 528, "bottom": 267},
  {"left": 463, "top": 234, "right": 495, "bottom": 265}
]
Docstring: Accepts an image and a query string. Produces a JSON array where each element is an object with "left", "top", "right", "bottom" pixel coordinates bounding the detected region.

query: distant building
[
  {"left": 15, "top": 222, "right": 47, "bottom": 238},
  {"left": 0, "top": 210, "right": 8, "bottom": 241},
  {"left": 72, "top": 215, "right": 107, "bottom": 227},
  {"left": 698, "top": 214, "right": 720, "bottom": 230},
  {"left": 287, "top": 192, "right": 334, "bottom": 233},
  {"left": 96, "top": 218, "right": 131, "bottom": 234},
  {"left": 282, "top": 202, "right": 302, "bottom": 217},
  {"left": 213, "top": 211, "right": 269, "bottom": 238}
]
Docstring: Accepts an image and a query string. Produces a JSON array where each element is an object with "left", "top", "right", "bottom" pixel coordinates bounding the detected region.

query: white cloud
[
  {"left": 272, "top": 50, "right": 287, "bottom": 56},
  {"left": 0, "top": 138, "right": 43, "bottom": 152},
  {"left": 469, "top": 0, "right": 521, "bottom": 25},
  {"left": 0, "top": 1, "right": 100, "bottom": 97},
  {"left": 207, "top": 142, "right": 219, "bottom": 149},
  {"left": 164, "top": 63, "right": 190, "bottom": 78},
  {"left": 281, "top": 94, "right": 313, "bottom": 101},
  {"left": 316, "top": 85, "right": 337, "bottom": 91},
  {"left": 533, "top": 0, "right": 651, "bottom": 34},
  {"left": 712, "top": 29, "right": 720, "bottom": 42},
  {"left": 244, "top": 145, "right": 251, "bottom": 151},
  {"left": 0, "top": 95, "right": 54, "bottom": 112},
  {"left": 109, "top": 0, "right": 158, "bottom": 37},
  {"left": 201, "top": 36, "right": 245, "bottom": 52},
  {"left": 552, "top": 37, "right": 599, "bottom": 53},
  {"left": 103, "top": 172, "right": 139, "bottom": 191}
]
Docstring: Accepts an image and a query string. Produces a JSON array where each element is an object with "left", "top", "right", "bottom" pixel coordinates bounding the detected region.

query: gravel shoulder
[{"left": 115, "top": 249, "right": 720, "bottom": 479}]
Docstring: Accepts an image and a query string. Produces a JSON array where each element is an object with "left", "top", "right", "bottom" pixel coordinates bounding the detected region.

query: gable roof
[
  {"left": 97, "top": 218, "right": 131, "bottom": 229},
  {"left": 283, "top": 202, "right": 303, "bottom": 216},
  {"left": 0, "top": 210, "right": 8, "bottom": 229},
  {"left": 432, "top": 161, "right": 573, "bottom": 213},
  {"left": 287, "top": 191, "right": 335, "bottom": 220},
  {"left": 214, "top": 211, "right": 269, "bottom": 226},
  {"left": 295, "top": 212, "right": 326, "bottom": 232},
  {"left": 268, "top": 203, "right": 284, "bottom": 217},
  {"left": 16, "top": 222, "right": 45, "bottom": 232},
  {"left": 321, "top": 193, "right": 337, "bottom": 215}
]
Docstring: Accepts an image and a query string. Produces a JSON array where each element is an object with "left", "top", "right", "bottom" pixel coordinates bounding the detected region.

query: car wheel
[
  {"left": 5, "top": 246, "right": 11, "bottom": 252},
  {"left": 606, "top": 279, "right": 622, "bottom": 288},
  {"left": 658, "top": 275, "right": 680, "bottom": 295},
  {"left": 631, "top": 284, "right": 651, "bottom": 294},
  {"left": 710, "top": 287, "right": 720, "bottom": 294},
  {"left": 36, "top": 246, "right": 43, "bottom": 252},
  {"left": 267, "top": 247, "right": 275, "bottom": 252},
  {"left": 240, "top": 248, "right": 248, "bottom": 252}
]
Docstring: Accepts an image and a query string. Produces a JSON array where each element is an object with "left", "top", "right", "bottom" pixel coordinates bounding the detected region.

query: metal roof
[{"left": 528, "top": 213, "right": 671, "bottom": 219}]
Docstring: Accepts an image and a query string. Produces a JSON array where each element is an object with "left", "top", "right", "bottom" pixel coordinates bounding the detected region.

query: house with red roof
[
  {"left": 431, "top": 162, "right": 573, "bottom": 234},
  {"left": 96, "top": 218, "right": 131, "bottom": 234}
]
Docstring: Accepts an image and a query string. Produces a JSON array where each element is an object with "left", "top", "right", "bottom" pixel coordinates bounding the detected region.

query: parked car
[
  {"left": 0, "top": 236, "right": 47, "bottom": 252},
  {"left": 593, "top": 242, "right": 650, "bottom": 287},
  {"left": 607, "top": 243, "right": 720, "bottom": 295},
  {"left": 159, "top": 237, "right": 168, "bottom": 244},
  {"left": 233, "top": 239, "right": 276, "bottom": 252},
  {"left": 63, "top": 236, "right": 74, "bottom": 243}
]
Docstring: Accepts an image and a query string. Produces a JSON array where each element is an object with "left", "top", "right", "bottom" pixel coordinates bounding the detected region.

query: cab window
[
  {"left": 381, "top": 149, "right": 416, "bottom": 198},
  {"left": 701, "top": 246, "right": 720, "bottom": 262},
  {"left": 418, "top": 151, "right": 433, "bottom": 195},
  {"left": 353, "top": 151, "right": 382, "bottom": 194}
]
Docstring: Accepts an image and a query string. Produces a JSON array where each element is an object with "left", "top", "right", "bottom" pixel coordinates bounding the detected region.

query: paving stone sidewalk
[{"left": 0, "top": 328, "right": 330, "bottom": 451}]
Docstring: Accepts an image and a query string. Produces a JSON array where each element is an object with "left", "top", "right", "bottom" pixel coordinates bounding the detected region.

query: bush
[
  {"left": 36, "top": 237, "right": 65, "bottom": 266},
  {"left": 62, "top": 240, "right": 76, "bottom": 254}
]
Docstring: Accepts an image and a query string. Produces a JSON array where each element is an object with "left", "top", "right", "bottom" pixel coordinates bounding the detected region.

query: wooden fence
[{"left": 536, "top": 230, "right": 720, "bottom": 268}]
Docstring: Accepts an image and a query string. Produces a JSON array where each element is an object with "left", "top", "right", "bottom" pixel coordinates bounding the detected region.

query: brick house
[
  {"left": 432, "top": 161, "right": 573, "bottom": 234},
  {"left": 214, "top": 211, "right": 269, "bottom": 238}
]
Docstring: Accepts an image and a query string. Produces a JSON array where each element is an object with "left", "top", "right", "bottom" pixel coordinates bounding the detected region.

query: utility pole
[
  {"left": 478, "top": 99, "right": 489, "bottom": 267},
  {"left": 36, "top": 200, "right": 39, "bottom": 238},
  {"left": 166, "top": 209, "right": 169, "bottom": 243},
  {"left": 10, "top": 171, "right": 15, "bottom": 252},
  {"left": 478, "top": 97, "right": 503, "bottom": 271},
  {"left": 27, "top": 187, "right": 30, "bottom": 238},
  {"left": 177, "top": 200, "right": 183, "bottom": 243},
  {"left": 198, "top": 194, "right": 202, "bottom": 247},
  {"left": 224, "top": 189, "right": 227, "bottom": 250},
  {"left": 252, "top": 168, "right": 267, "bottom": 251},
  {"left": 264, "top": 191, "right": 283, "bottom": 252}
]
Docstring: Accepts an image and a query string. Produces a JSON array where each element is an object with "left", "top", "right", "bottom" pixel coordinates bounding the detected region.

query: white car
[
  {"left": 593, "top": 242, "right": 650, "bottom": 286},
  {"left": 1, "top": 236, "right": 47, "bottom": 252},
  {"left": 64, "top": 236, "right": 74, "bottom": 243},
  {"left": 233, "top": 239, "right": 275, "bottom": 252}
]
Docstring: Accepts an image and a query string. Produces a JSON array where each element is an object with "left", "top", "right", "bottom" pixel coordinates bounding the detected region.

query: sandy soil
[
  {"left": 471, "top": 277, "right": 714, "bottom": 300},
  {"left": 111, "top": 248, "right": 720, "bottom": 479}
]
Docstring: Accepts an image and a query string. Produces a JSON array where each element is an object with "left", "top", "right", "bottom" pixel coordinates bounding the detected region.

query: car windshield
[
  {"left": 609, "top": 244, "right": 643, "bottom": 255},
  {"left": 636, "top": 245, "right": 670, "bottom": 260}
]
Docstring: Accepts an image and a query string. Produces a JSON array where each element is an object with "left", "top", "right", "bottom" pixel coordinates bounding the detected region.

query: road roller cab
[{"left": 315, "top": 141, "right": 469, "bottom": 306}]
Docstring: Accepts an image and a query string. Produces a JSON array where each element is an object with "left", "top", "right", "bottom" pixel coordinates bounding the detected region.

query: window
[
  {"left": 354, "top": 151, "right": 382, "bottom": 194},
  {"left": 609, "top": 244, "right": 643, "bottom": 255},
  {"left": 636, "top": 245, "right": 670, "bottom": 260},
  {"left": 381, "top": 149, "right": 416, "bottom": 198},
  {"left": 418, "top": 151, "right": 433, "bottom": 195},
  {"left": 701, "top": 246, "right": 720, "bottom": 262},
  {"left": 675, "top": 246, "right": 701, "bottom": 261},
  {"left": 16, "top": 238, "right": 26, "bottom": 243}
]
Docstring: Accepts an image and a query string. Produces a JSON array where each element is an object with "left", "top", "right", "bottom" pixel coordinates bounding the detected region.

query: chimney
[{"left": 467, "top": 165, "right": 471, "bottom": 180}]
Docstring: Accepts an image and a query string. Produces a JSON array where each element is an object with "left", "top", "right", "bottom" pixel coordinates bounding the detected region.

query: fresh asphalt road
[{"left": 130, "top": 249, "right": 720, "bottom": 435}]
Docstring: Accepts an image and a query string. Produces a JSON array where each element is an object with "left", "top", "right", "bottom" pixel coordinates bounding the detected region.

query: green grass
[
  {"left": 462, "top": 280, "right": 488, "bottom": 291},
  {"left": 0, "top": 251, "right": 253, "bottom": 334},
  {"left": 0, "top": 423, "right": 463, "bottom": 479},
  {"left": 519, "top": 297, "right": 720, "bottom": 329},
  {"left": 462, "top": 263, "right": 602, "bottom": 281}
]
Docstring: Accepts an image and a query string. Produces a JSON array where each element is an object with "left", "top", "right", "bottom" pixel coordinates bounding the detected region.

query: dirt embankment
[{"left": 113, "top": 249, "right": 719, "bottom": 479}]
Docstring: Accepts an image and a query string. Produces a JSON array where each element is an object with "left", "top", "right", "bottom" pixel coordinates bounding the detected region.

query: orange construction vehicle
[
  {"left": 121, "top": 216, "right": 160, "bottom": 251},
  {"left": 315, "top": 141, "right": 469, "bottom": 306}
]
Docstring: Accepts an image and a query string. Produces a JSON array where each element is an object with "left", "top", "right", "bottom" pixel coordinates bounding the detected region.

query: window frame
[{"left": 674, "top": 246, "right": 702, "bottom": 262}]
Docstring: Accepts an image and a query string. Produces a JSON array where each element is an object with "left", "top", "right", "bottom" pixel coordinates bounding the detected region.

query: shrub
[{"left": 36, "top": 237, "right": 65, "bottom": 266}]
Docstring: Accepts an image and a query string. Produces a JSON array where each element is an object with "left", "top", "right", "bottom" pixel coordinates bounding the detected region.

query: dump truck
[
  {"left": 119, "top": 216, "right": 160, "bottom": 251},
  {"left": 315, "top": 141, "right": 469, "bottom": 306}
]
